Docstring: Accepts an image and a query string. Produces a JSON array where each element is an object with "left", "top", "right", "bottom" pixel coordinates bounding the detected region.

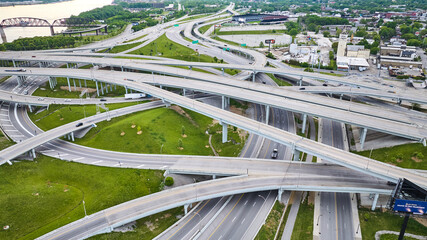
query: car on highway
[
  {"left": 64, "top": 99, "right": 71, "bottom": 102},
  {"left": 37, "top": 97, "right": 44, "bottom": 101},
  {"left": 299, "top": 87, "right": 305, "bottom": 90},
  {"left": 100, "top": 98, "right": 107, "bottom": 101},
  {"left": 75, "top": 122, "right": 83, "bottom": 127},
  {"left": 271, "top": 149, "right": 278, "bottom": 159}
]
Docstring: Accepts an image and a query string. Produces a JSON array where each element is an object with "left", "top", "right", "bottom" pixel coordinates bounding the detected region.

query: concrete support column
[
  {"left": 67, "top": 77, "right": 71, "bottom": 92},
  {"left": 293, "top": 149, "right": 301, "bottom": 161},
  {"left": 422, "top": 138, "right": 426, "bottom": 147},
  {"left": 278, "top": 189, "right": 283, "bottom": 202},
  {"left": 70, "top": 132, "right": 75, "bottom": 142},
  {"left": 299, "top": 77, "right": 303, "bottom": 86},
  {"left": 28, "top": 105, "right": 33, "bottom": 113},
  {"left": 371, "top": 193, "right": 379, "bottom": 211},
  {"left": 12, "top": 60, "right": 16, "bottom": 67},
  {"left": 221, "top": 68, "right": 224, "bottom": 76},
  {"left": 125, "top": 86, "right": 128, "bottom": 94},
  {"left": 222, "top": 122, "right": 228, "bottom": 143},
  {"left": 95, "top": 81, "right": 99, "bottom": 96},
  {"left": 189, "top": 66, "right": 192, "bottom": 70},
  {"left": 213, "top": 175, "right": 216, "bottom": 179},
  {"left": 100, "top": 82, "right": 104, "bottom": 95},
  {"left": 252, "top": 71, "right": 256, "bottom": 82},
  {"left": 221, "top": 95, "right": 226, "bottom": 110},
  {"left": 360, "top": 128, "right": 368, "bottom": 150},
  {"left": 31, "top": 149, "right": 36, "bottom": 159},
  {"left": 183, "top": 88, "right": 186, "bottom": 96},
  {"left": 397, "top": 98, "right": 402, "bottom": 105},
  {"left": 302, "top": 114, "right": 307, "bottom": 134},
  {"left": 48, "top": 77, "right": 53, "bottom": 89},
  {"left": 73, "top": 79, "right": 76, "bottom": 91},
  {"left": 265, "top": 105, "right": 270, "bottom": 124},
  {"left": 105, "top": 84, "right": 109, "bottom": 93},
  {"left": 340, "top": 94, "right": 343, "bottom": 100},
  {"left": 184, "top": 204, "right": 189, "bottom": 215},
  {"left": 79, "top": 80, "right": 82, "bottom": 89},
  {"left": 110, "top": 84, "right": 113, "bottom": 92},
  {"left": 121, "top": 66, "right": 124, "bottom": 72}
]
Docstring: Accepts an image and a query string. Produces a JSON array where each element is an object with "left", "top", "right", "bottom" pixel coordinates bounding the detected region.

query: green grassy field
[
  {"left": 212, "top": 36, "right": 240, "bottom": 46},
  {"left": 0, "top": 76, "right": 10, "bottom": 84},
  {"left": 178, "top": 14, "right": 211, "bottom": 23},
  {"left": 380, "top": 234, "right": 418, "bottom": 240},
  {"left": 276, "top": 203, "right": 292, "bottom": 239},
  {"left": 32, "top": 77, "right": 127, "bottom": 99},
  {"left": 353, "top": 143, "right": 426, "bottom": 169},
  {"left": 108, "top": 42, "right": 143, "bottom": 53},
  {"left": 123, "top": 34, "right": 148, "bottom": 43},
  {"left": 254, "top": 201, "right": 285, "bottom": 240},
  {"left": 0, "top": 156, "right": 164, "bottom": 240},
  {"left": 89, "top": 207, "right": 184, "bottom": 240},
  {"left": 291, "top": 195, "right": 314, "bottom": 240},
  {"left": 210, "top": 124, "right": 247, "bottom": 157},
  {"left": 218, "top": 30, "right": 286, "bottom": 35},
  {"left": 266, "top": 73, "right": 293, "bottom": 86},
  {"left": 318, "top": 71, "right": 344, "bottom": 77},
  {"left": 359, "top": 208, "right": 427, "bottom": 239},
  {"left": 0, "top": 130, "right": 14, "bottom": 150},
  {"left": 73, "top": 106, "right": 245, "bottom": 156},
  {"left": 28, "top": 102, "right": 143, "bottom": 131},
  {"left": 199, "top": 24, "right": 214, "bottom": 34}
]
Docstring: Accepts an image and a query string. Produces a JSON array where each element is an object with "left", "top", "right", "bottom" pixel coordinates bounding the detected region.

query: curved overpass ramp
[{"left": 36, "top": 174, "right": 392, "bottom": 240}]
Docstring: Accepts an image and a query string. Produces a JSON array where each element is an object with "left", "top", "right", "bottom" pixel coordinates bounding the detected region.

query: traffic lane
[
  {"left": 320, "top": 192, "right": 337, "bottom": 240},
  {"left": 336, "top": 192, "right": 354, "bottom": 240}
]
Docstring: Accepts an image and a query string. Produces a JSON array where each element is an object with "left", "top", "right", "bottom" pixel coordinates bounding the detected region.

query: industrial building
[{"left": 232, "top": 14, "right": 288, "bottom": 23}]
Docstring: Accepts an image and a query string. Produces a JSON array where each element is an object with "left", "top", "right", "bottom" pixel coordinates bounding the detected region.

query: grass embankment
[
  {"left": 276, "top": 203, "right": 293, "bottom": 239},
  {"left": 353, "top": 143, "right": 426, "bottom": 169},
  {"left": 32, "top": 77, "right": 127, "bottom": 99},
  {"left": 266, "top": 73, "right": 293, "bottom": 86},
  {"left": 217, "top": 30, "right": 286, "bottom": 35},
  {"left": 0, "top": 130, "right": 14, "bottom": 150},
  {"left": 178, "top": 14, "right": 211, "bottom": 23},
  {"left": 291, "top": 194, "right": 314, "bottom": 239},
  {"left": 254, "top": 201, "right": 285, "bottom": 240},
  {"left": 123, "top": 34, "right": 148, "bottom": 43},
  {"left": 212, "top": 36, "right": 240, "bottom": 46},
  {"left": 108, "top": 42, "right": 143, "bottom": 53},
  {"left": 129, "top": 34, "right": 239, "bottom": 75},
  {"left": 74, "top": 106, "right": 246, "bottom": 156},
  {"left": 199, "top": 24, "right": 214, "bottom": 34},
  {"left": 318, "top": 71, "right": 344, "bottom": 77},
  {"left": 73, "top": 26, "right": 127, "bottom": 47},
  {"left": 171, "top": 65, "right": 214, "bottom": 75},
  {"left": 28, "top": 102, "right": 143, "bottom": 131},
  {"left": 89, "top": 207, "right": 184, "bottom": 240},
  {"left": 380, "top": 234, "right": 418, "bottom": 240},
  {"left": 0, "top": 76, "right": 10, "bottom": 84},
  {"left": 0, "top": 156, "right": 163, "bottom": 240},
  {"left": 359, "top": 208, "right": 427, "bottom": 239}
]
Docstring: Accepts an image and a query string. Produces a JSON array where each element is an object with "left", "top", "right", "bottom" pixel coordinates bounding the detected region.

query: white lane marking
[
  {"left": 241, "top": 218, "right": 245, "bottom": 224},
  {"left": 1, "top": 124, "right": 13, "bottom": 126},
  {"left": 92, "top": 160, "right": 103, "bottom": 164},
  {"left": 137, "top": 164, "right": 145, "bottom": 168},
  {"left": 9, "top": 135, "right": 24, "bottom": 137},
  {"left": 253, "top": 202, "right": 257, "bottom": 207},
  {"left": 14, "top": 104, "right": 34, "bottom": 136},
  {"left": 0, "top": 113, "right": 9, "bottom": 116},
  {"left": 218, "top": 235, "right": 223, "bottom": 240},
  {"left": 73, "top": 157, "right": 84, "bottom": 161},
  {"left": 60, "top": 154, "right": 69, "bottom": 157},
  {"left": 244, "top": 200, "right": 248, "bottom": 205},
  {"left": 232, "top": 217, "right": 236, "bottom": 222}
]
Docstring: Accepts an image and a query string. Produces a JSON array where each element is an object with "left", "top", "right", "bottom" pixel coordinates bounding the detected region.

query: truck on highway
[
  {"left": 125, "top": 93, "right": 146, "bottom": 99},
  {"left": 5, "top": 68, "right": 26, "bottom": 72}
]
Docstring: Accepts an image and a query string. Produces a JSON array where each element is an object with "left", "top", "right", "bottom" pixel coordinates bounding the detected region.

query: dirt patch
[
  {"left": 205, "top": 145, "right": 209, "bottom": 148},
  {"left": 411, "top": 157, "right": 422, "bottom": 162},
  {"left": 414, "top": 216, "right": 427, "bottom": 227},
  {"left": 131, "top": 124, "right": 136, "bottom": 128},
  {"left": 178, "top": 147, "right": 184, "bottom": 150},
  {"left": 307, "top": 192, "right": 315, "bottom": 205},
  {"left": 238, "top": 129, "right": 248, "bottom": 139},
  {"left": 120, "top": 131, "right": 125, "bottom": 136},
  {"left": 181, "top": 134, "right": 187, "bottom": 138},
  {"left": 229, "top": 105, "right": 246, "bottom": 116},
  {"left": 60, "top": 118, "right": 64, "bottom": 121},
  {"left": 144, "top": 221, "right": 155, "bottom": 231},
  {"left": 170, "top": 105, "right": 198, "bottom": 127},
  {"left": 59, "top": 86, "right": 97, "bottom": 93},
  {"left": 164, "top": 213, "right": 171, "bottom": 218},
  {"left": 137, "top": 131, "right": 142, "bottom": 135},
  {"left": 396, "top": 158, "right": 403, "bottom": 163}
]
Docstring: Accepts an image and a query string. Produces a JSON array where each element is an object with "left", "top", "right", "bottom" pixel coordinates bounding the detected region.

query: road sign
[
  {"left": 393, "top": 199, "right": 426, "bottom": 215},
  {"left": 192, "top": 40, "right": 199, "bottom": 44},
  {"left": 241, "top": 43, "right": 246, "bottom": 47},
  {"left": 174, "top": 24, "right": 179, "bottom": 27},
  {"left": 265, "top": 39, "right": 275, "bottom": 44}
]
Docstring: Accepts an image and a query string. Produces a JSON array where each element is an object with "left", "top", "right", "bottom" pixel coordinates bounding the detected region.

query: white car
[
  {"left": 64, "top": 99, "right": 71, "bottom": 102},
  {"left": 37, "top": 97, "right": 44, "bottom": 101}
]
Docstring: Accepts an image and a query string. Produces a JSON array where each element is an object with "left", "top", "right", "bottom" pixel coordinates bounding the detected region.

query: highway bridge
[
  {"left": 1, "top": 70, "right": 426, "bottom": 187},
  {"left": 1, "top": 68, "right": 426, "bottom": 145}
]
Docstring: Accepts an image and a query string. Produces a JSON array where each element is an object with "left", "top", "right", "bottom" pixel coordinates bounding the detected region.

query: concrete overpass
[
  {"left": 0, "top": 71, "right": 426, "bottom": 187},
  {"left": 36, "top": 173, "right": 392, "bottom": 240},
  {"left": 1, "top": 67, "right": 426, "bottom": 145}
]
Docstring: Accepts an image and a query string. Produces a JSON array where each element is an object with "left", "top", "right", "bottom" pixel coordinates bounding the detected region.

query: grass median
[
  {"left": 291, "top": 194, "right": 314, "bottom": 239},
  {"left": 254, "top": 201, "right": 285, "bottom": 240},
  {"left": 0, "top": 130, "right": 14, "bottom": 150},
  {"left": 0, "top": 156, "right": 164, "bottom": 240},
  {"left": 352, "top": 143, "right": 426, "bottom": 169}
]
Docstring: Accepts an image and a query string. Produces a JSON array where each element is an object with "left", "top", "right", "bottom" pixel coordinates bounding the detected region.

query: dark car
[
  {"left": 100, "top": 98, "right": 107, "bottom": 101},
  {"left": 299, "top": 87, "right": 305, "bottom": 90},
  {"left": 271, "top": 149, "right": 278, "bottom": 159},
  {"left": 76, "top": 122, "right": 83, "bottom": 127}
]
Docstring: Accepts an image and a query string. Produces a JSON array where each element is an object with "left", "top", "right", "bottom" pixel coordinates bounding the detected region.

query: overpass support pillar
[
  {"left": 104, "top": 26, "right": 108, "bottom": 33},
  {"left": 100, "top": 82, "right": 104, "bottom": 95},
  {"left": 184, "top": 204, "right": 189, "bottom": 215},
  {"left": 265, "top": 105, "right": 270, "bottom": 124},
  {"left": 125, "top": 86, "right": 128, "bottom": 94},
  {"left": 221, "top": 96, "right": 228, "bottom": 110},
  {"left": 397, "top": 98, "right": 402, "bottom": 105},
  {"left": 105, "top": 84, "right": 109, "bottom": 93},
  {"left": 371, "top": 193, "right": 379, "bottom": 210},
  {"left": 293, "top": 149, "right": 301, "bottom": 161},
  {"left": 95, "top": 81, "right": 99, "bottom": 96},
  {"left": 301, "top": 114, "right": 307, "bottom": 134},
  {"left": 28, "top": 105, "right": 33, "bottom": 113},
  {"left": 183, "top": 88, "right": 186, "bottom": 96},
  {"left": 221, "top": 68, "right": 224, "bottom": 76},
  {"left": 299, "top": 77, "right": 303, "bottom": 87},
  {"left": 212, "top": 175, "right": 216, "bottom": 179},
  {"left": 73, "top": 79, "right": 76, "bottom": 91},
  {"left": 66, "top": 77, "right": 71, "bottom": 92},
  {"left": 0, "top": 26, "right": 7, "bottom": 43},
  {"left": 360, "top": 128, "right": 368, "bottom": 150},
  {"left": 340, "top": 94, "right": 343, "bottom": 100},
  {"left": 189, "top": 66, "right": 192, "bottom": 71},
  {"left": 50, "top": 26, "right": 54, "bottom": 36},
  {"left": 121, "top": 66, "right": 124, "bottom": 72},
  {"left": 12, "top": 60, "right": 16, "bottom": 68},
  {"left": 252, "top": 71, "right": 256, "bottom": 82},
  {"left": 422, "top": 138, "right": 426, "bottom": 147},
  {"left": 70, "top": 132, "right": 75, "bottom": 142},
  {"left": 79, "top": 80, "right": 82, "bottom": 89},
  {"left": 31, "top": 149, "right": 36, "bottom": 159},
  {"left": 222, "top": 122, "right": 228, "bottom": 143},
  {"left": 278, "top": 189, "right": 283, "bottom": 202}
]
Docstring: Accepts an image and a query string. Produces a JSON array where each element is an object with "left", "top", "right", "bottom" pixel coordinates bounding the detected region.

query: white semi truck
[{"left": 125, "top": 93, "right": 146, "bottom": 99}]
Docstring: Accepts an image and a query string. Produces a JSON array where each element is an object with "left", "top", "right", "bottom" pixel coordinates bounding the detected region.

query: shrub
[{"left": 165, "top": 176, "right": 174, "bottom": 186}]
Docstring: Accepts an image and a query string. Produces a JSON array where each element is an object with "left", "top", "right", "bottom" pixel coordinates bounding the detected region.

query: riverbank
[{"left": 0, "top": 0, "right": 71, "bottom": 7}]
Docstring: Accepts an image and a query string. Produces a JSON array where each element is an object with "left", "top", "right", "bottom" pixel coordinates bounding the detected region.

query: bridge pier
[
  {"left": 125, "top": 86, "right": 128, "bottom": 94},
  {"left": 70, "top": 132, "right": 75, "bottom": 142},
  {"left": 340, "top": 94, "right": 343, "bottom": 100},
  {"left": 189, "top": 66, "right": 192, "bottom": 71},
  {"left": 73, "top": 79, "right": 76, "bottom": 91},
  {"left": 278, "top": 189, "right": 283, "bottom": 202},
  {"left": 265, "top": 105, "right": 270, "bottom": 124},
  {"left": 221, "top": 68, "right": 224, "bottom": 76},
  {"left": 183, "top": 88, "right": 186, "bottom": 96},
  {"left": 360, "top": 128, "right": 368, "bottom": 150},
  {"left": 299, "top": 77, "right": 303, "bottom": 86},
  {"left": 371, "top": 193, "right": 379, "bottom": 210},
  {"left": 221, "top": 96, "right": 228, "bottom": 110},
  {"left": 100, "top": 82, "right": 104, "bottom": 95},
  {"left": 252, "top": 71, "right": 256, "bottom": 82},
  {"left": 221, "top": 122, "right": 228, "bottom": 143},
  {"left": 104, "top": 26, "right": 108, "bottom": 33},
  {"left": 293, "top": 149, "right": 301, "bottom": 161},
  {"left": 0, "top": 26, "right": 7, "bottom": 43},
  {"left": 31, "top": 149, "right": 36, "bottom": 159},
  {"left": 50, "top": 26, "right": 54, "bottom": 36},
  {"left": 301, "top": 114, "right": 307, "bottom": 134},
  {"left": 184, "top": 204, "right": 189, "bottom": 215},
  {"left": 95, "top": 81, "right": 99, "bottom": 96},
  {"left": 28, "top": 105, "right": 33, "bottom": 113},
  {"left": 422, "top": 138, "right": 426, "bottom": 147}
]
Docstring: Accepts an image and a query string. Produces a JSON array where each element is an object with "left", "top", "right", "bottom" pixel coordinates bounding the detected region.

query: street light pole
[
  {"left": 82, "top": 200, "right": 87, "bottom": 217},
  {"left": 317, "top": 214, "right": 322, "bottom": 226},
  {"left": 258, "top": 194, "right": 266, "bottom": 202}
]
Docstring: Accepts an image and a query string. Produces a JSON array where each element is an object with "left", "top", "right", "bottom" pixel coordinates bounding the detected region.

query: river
[{"left": 0, "top": 0, "right": 113, "bottom": 43}]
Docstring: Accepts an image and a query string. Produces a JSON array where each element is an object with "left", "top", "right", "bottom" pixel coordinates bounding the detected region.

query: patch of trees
[
  {"left": 302, "top": 15, "right": 349, "bottom": 27},
  {"left": 0, "top": 36, "right": 75, "bottom": 51}
]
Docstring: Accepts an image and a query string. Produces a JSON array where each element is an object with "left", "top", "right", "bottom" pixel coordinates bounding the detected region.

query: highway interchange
[{"left": 0, "top": 4, "right": 426, "bottom": 240}]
